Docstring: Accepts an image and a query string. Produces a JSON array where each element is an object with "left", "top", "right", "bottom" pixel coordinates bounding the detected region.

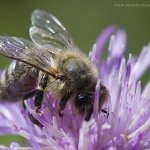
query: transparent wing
[
  {"left": 0, "top": 36, "right": 57, "bottom": 77},
  {"left": 30, "top": 10, "right": 79, "bottom": 51}
]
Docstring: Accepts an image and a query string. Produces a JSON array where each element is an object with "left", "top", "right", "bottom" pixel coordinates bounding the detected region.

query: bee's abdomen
[{"left": 0, "top": 61, "right": 38, "bottom": 101}]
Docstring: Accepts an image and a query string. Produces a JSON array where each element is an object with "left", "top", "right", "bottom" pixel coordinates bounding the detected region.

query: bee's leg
[
  {"left": 34, "top": 74, "right": 48, "bottom": 113},
  {"left": 22, "top": 74, "right": 48, "bottom": 126},
  {"left": 58, "top": 95, "right": 70, "bottom": 117},
  {"left": 23, "top": 74, "right": 48, "bottom": 113},
  {"left": 23, "top": 90, "right": 41, "bottom": 125},
  {"left": 23, "top": 90, "right": 36, "bottom": 109}
]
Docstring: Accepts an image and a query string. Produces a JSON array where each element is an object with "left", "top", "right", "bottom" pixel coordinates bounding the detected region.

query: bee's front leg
[{"left": 58, "top": 95, "right": 70, "bottom": 117}]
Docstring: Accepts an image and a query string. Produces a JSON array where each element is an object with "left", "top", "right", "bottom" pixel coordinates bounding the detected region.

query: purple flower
[{"left": 0, "top": 26, "right": 150, "bottom": 150}]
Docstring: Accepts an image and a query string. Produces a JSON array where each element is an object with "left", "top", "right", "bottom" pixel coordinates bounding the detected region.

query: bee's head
[
  {"left": 74, "top": 91, "right": 94, "bottom": 121},
  {"left": 74, "top": 84, "right": 108, "bottom": 121}
]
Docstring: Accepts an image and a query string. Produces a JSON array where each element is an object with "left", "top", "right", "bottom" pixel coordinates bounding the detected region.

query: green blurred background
[{"left": 0, "top": 0, "right": 149, "bottom": 146}]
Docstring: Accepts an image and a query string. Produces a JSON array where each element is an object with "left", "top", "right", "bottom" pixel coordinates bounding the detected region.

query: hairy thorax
[{"left": 46, "top": 50, "right": 98, "bottom": 98}]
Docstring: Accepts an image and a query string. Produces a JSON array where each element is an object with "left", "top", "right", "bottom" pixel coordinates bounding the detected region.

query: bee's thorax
[{"left": 46, "top": 50, "right": 97, "bottom": 98}]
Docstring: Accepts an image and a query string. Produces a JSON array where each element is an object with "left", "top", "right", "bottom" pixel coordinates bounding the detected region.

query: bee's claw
[
  {"left": 35, "top": 107, "right": 42, "bottom": 116},
  {"left": 101, "top": 109, "right": 109, "bottom": 118}
]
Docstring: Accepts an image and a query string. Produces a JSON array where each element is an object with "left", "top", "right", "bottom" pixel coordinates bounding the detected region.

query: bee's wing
[
  {"left": 30, "top": 10, "right": 79, "bottom": 51},
  {"left": 0, "top": 36, "right": 57, "bottom": 77}
]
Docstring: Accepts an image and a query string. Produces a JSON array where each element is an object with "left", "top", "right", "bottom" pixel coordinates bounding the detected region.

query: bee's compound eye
[
  {"left": 76, "top": 94, "right": 87, "bottom": 104},
  {"left": 75, "top": 92, "right": 94, "bottom": 106}
]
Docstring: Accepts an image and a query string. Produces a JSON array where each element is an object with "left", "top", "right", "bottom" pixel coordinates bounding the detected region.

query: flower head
[{"left": 0, "top": 26, "right": 150, "bottom": 150}]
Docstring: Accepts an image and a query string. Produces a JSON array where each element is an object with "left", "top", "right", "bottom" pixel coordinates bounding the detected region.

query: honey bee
[{"left": 0, "top": 10, "right": 108, "bottom": 120}]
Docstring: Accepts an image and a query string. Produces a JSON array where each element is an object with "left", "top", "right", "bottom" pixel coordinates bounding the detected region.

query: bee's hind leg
[
  {"left": 23, "top": 90, "right": 41, "bottom": 125},
  {"left": 34, "top": 74, "right": 48, "bottom": 113},
  {"left": 23, "top": 74, "right": 48, "bottom": 126},
  {"left": 23, "top": 74, "right": 48, "bottom": 114},
  {"left": 23, "top": 90, "right": 36, "bottom": 109}
]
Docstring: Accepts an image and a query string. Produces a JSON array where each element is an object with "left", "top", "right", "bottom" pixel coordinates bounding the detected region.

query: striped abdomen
[{"left": 0, "top": 60, "right": 39, "bottom": 101}]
